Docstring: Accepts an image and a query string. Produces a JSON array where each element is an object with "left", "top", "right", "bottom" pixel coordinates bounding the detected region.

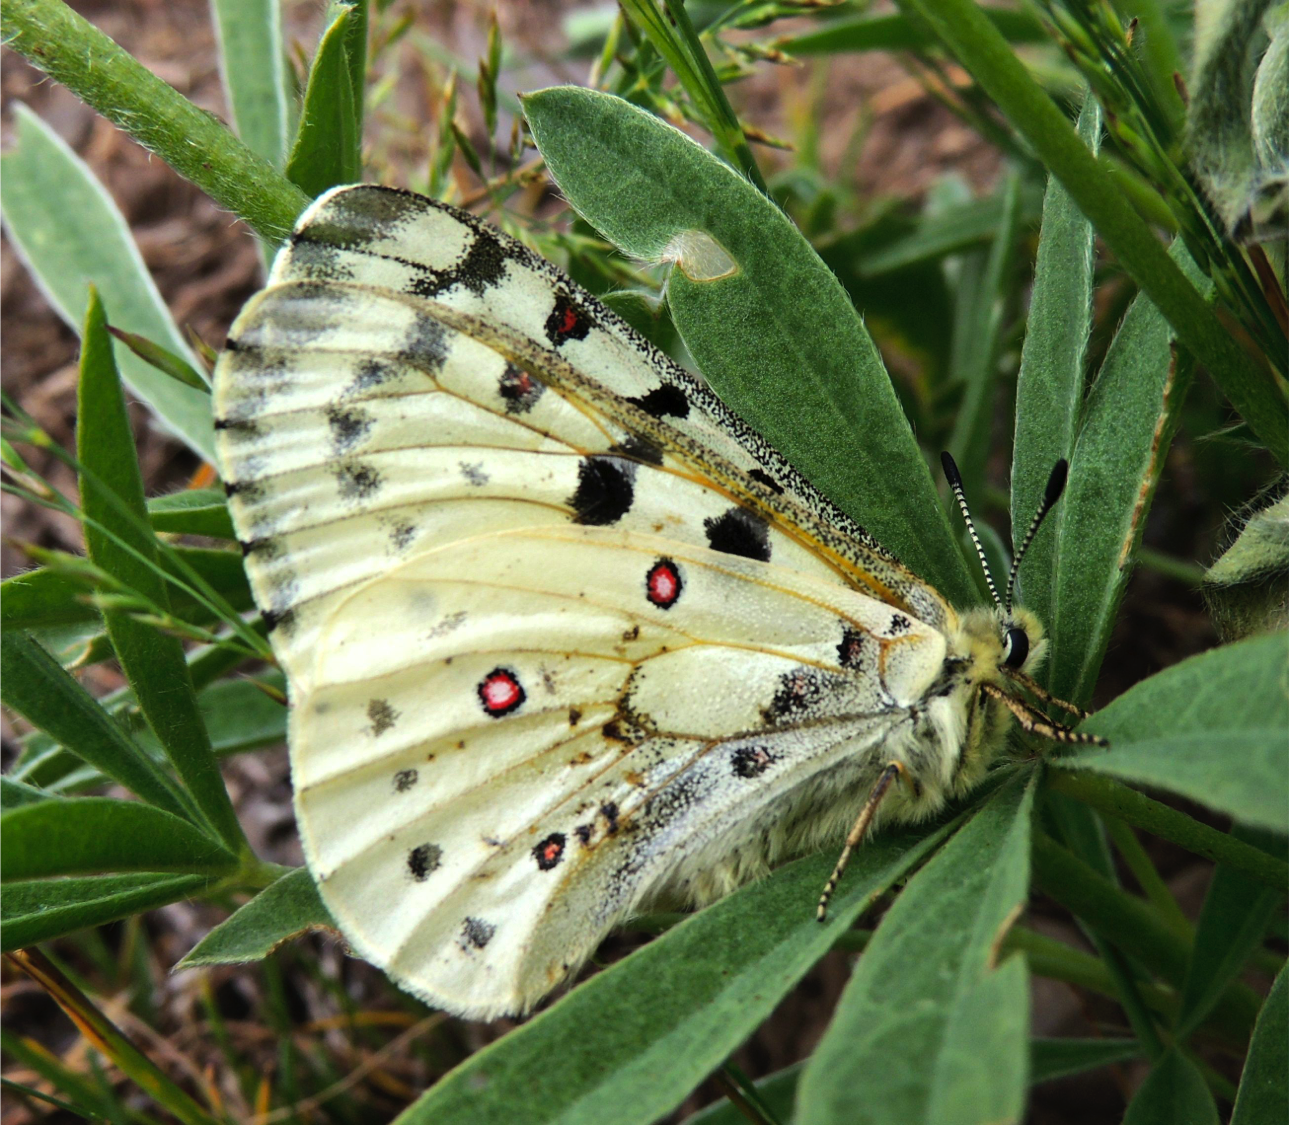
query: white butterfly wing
[{"left": 213, "top": 186, "right": 954, "bottom": 1018}]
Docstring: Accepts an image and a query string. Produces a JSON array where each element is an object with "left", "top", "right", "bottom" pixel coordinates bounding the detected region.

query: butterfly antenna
[
  {"left": 940, "top": 452, "right": 1002, "bottom": 610},
  {"left": 1004, "top": 460, "right": 1069, "bottom": 612}
]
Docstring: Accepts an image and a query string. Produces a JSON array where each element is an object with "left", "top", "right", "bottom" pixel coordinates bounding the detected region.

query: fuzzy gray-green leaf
[{"left": 797, "top": 770, "right": 1036, "bottom": 1125}]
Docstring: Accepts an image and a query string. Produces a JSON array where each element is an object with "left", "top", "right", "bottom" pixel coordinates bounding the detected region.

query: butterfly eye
[{"left": 1002, "top": 626, "right": 1030, "bottom": 669}]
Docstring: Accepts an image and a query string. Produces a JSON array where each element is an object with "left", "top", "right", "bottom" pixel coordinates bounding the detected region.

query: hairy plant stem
[
  {"left": 1050, "top": 770, "right": 1289, "bottom": 892},
  {"left": 2, "top": 0, "right": 309, "bottom": 243}
]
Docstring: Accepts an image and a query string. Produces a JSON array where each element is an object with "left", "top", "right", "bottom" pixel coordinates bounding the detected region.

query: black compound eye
[{"left": 1003, "top": 626, "right": 1030, "bottom": 669}]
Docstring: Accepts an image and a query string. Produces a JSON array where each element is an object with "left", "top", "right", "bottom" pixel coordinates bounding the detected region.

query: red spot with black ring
[
  {"left": 478, "top": 668, "right": 525, "bottom": 716},
  {"left": 646, "top": 558, "right": 683, "bottom": 609}
]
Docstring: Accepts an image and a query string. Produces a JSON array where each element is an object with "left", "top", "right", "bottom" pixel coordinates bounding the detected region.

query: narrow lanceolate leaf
[
  {"left": 0, "top": 778, "right": 50, "bottom": 809},
  {"left": 179, "top": 867, "right": 333, "bottom": 966},
  {"left": 146, "top": 490, "right": 236, "bottom": 539},
  {"left": 0, "top": 630, "right": 190, "bottom": 822},
  {"left": 327, "top": 0, "right": 367, "bottom": 139},
  {"left": 0, "top": 797, "right": 235, "bottom": 879},
  {"left": 77, "top": 290, "right": 245, "bottom": 853},
  {"left": 1231, "top": 966, "right": 1288, "bottom": 1125},
  {"left": 1029, "top": 1038, "right": 1141, "bottom": 1085},
  {"left": 285, "top": 6, "right": 362, "bottom": 199},
  {"left": 1178, "top": 826, "right": 1287, "bottom": 1037},
  {"left": 796, "top": 769, "right": 1037, "bottom": 1125},
  {"left": 1, "top": 872, "right": 213, "bottom": 952},
  {"left": 946, "top": 169, "right": 1023, "bottom": 495},
  {"left": 1046, "top": 242, "right": 1207, "bottom": 707},
  {"left": 394, "top": 824, "right": 955, "bottom": 1125},
  {"left": 1071, "top": 633, "right": 1289, "bottom": 833},
  {"left": 1, "top": 545, "right": 252, "bottom": 633},
  {"left": 1122, "top": 1050, "right": 1219, "bottom": 1125},
  {"left": 523, "top": 85, "right": 976, "bottom": 607},
  {"left": 1011, "top": 94, "right": 1100, "bottom": 629},
  {"left": 210, "top": 0, "right": 288, "bottom": 167},
  {"left": 0, "top": 105, "right": 213, "bottom": 457},
  {"left": 784, "top": 7, "right": 1047, "bottom": 56}
]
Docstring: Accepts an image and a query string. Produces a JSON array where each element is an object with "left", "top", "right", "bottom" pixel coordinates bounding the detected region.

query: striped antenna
[
  {"left": 1005, "top": 460, "right": 1069, "bottom": 612},
  {"left": 940, "top": 452, "right": 1002, "bottom": 609}
]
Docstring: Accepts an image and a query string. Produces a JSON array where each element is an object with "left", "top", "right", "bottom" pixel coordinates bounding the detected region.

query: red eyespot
[
  {"left": 559, "top": 307, "right": 579, "bottom": 335},
  {"left": 533, "top": 832, "right": 566, "bottom": 870},
  {"left": 478, "top": 668, "right": 525, "bottom": 716},
  {"left": 646, "top": 558, "right": 683, "bottom": 608}
]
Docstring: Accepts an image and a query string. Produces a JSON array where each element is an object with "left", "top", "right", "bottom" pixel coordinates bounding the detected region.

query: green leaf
[
  {"left": 1029, "top": 1038, "right": 1141, "bottom": 1084},
  {"left": 77, "top": 288, "right": 245, "bottom": 853},
  {"left": 946, "top": 168, "right": 1023, "bottom": 495},
  {"left": 0, "top": 105, "right": 213, "bottom": 458},
  {"left": 1043, "top": 241, "right": 1206, "bottom": 706},
  {"left": 1178, "top": 826, "right": 1287, "bottom": 1037},
  {"left": 686, "top": 1063, "right": 803, "bottom": 1125},
  {"left": 786, "top": 6, "right": 1047, "bottom": 54},
  {"left": 1122, "top": 1050, "right": 1219, "bottom": 1125},
  {"left": 285, "top": 5, "right": 362, "bottom": 199},
  {"left": 1231, "top": 965, "right": 1288, "bottom": 1125},
  {"left": 1070, "top": 633, "right": 1289, "bottom": 832},
  {"left": 1, "top": 545, "right": 252, "bottom": 633},
  {"left": 1, "top": 630, "right": 190, "bottom": 822},
  {"left": 1011, "top": 95, "right": 1100, "bottom": 636},
  {"left": 179, "top": 867, "right": 333, "bottom": 965},
  {"left": 796, "top": 770, "right": 1037, "bottom": 1125},
  {"left": 847, "top": 184, "right": 1044, "bottom": 278},
  {"left": 523, "top": 85, "right": 975, "bottom": 605},
  {"left": 1, "top": 797, "right": 235, "bottom": 879},
  {"left": 147, "top": 490, "right": 236, "bottom": 539},
  {"left": 1, "top": 872, "right": 213, "bottom": 952},
  {"left": 0, "top": 778, "right": 50, "bottom": 809},
  {"left": 892, "top": 0, "right": 1289, "bottom": 462},
  {"left": 328, "top": 0, "right": 368, "bottom": 139},
  {"left": 107, "top": 327, "right": 209, "bottom": 392},
  {"left": 394, "top": 823, "right": 955, "bottom": 1125},
  {"left": 210, "top": 0, "right": 288, "bottom": 167}
]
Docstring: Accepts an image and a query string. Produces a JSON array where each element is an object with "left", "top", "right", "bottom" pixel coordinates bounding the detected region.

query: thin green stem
[
  {"left": 1, "top": 0, "right": 309, "bottom": 243},
  {"left": 1049, "top": 771, "right": 1289, "bottom": 893},
  {"left": 1104, "top": 816, "right": 1193, "bottom": 936},
  {"left": 891, "top": 0, "right": 1289, "bottom": 463},
  {"left": 1136, "top": 546, "right": 1206, "bottom": 586}
]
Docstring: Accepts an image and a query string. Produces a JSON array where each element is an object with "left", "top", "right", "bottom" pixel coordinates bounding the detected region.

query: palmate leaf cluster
[{"left": 1, "top": 1, "right": 1286, "bottom": 1123}]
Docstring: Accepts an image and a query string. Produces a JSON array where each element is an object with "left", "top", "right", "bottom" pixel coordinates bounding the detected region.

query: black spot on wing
[
  {"left": 888, "top": 614, "right": 911, "bottom": 635},
  {"left": 763, "top": 667, "right": 826, "bottom": 724},
  {"left": 460, "top": 916, "right": 495, "bottom": 949},
  {"left": 351, "top": 358, "right": 396, "bottom": 392},
  {"left": 327, "top": 403, "right": 372, "bottom": 451},
  {"left": 748, "top": 468, "right": 785, "bottom": 495},
  {"left": 334, "top": 461, "right": 382, "bottom": 501},
  {"left": 704, "top": 507, "right": 772, "bottom": 562},
  {"left": 393, "top": 768, "right": 418, "bottom": 792},
  {"left": 533, "top": 832, "right": 567, "bottom": 870},
  {"left": 568, "top": 455, "right": 637, "bottom": 525},
  {"left": 544, "top": 292, "right": 594, "bottom": 345},
  {"left": 626, "top": 384, "right": 690, "bottom": 420},
  {"left": 399, "top": 313, "right": 449, "bottom": 371},
  {"left": 838, "top": 627, "right": 872, "bottom": 672},
  {"left": 731, "top": 744, "right": 779, "bottom": 778},
  {"left": 408, "top": 843, "right": 442, "bottom": 881},
  {"left": 368, "top": 698, "right": 399, "bottom": 735},
  {"left": 498, "top": 362, "right": 544, "bottom": 413}
]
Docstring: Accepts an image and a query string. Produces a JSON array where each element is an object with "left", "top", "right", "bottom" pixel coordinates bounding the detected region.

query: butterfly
[{"left": 213, "top": 184, "right": 1101, "bottom": 1020}]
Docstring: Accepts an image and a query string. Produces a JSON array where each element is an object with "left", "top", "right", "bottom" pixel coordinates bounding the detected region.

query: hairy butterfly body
[{"left": 214, "top": 185, "right": 1094, "bottom": 1020}]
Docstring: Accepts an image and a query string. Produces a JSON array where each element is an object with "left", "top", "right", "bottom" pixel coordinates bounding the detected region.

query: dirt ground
[{"left": 0, "top": 2, "right": 1266, "bottom": 1123}]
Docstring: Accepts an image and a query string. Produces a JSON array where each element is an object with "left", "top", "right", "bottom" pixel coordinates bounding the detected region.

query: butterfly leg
[
  {"left": 816, "top": 761, "right": 906, "bottom": 922},
  {"left": 1000, "top": 666, "right": 1090, "bottom": 720},
  {"left": 980, "top": 683, "right": 1107, "bottom": 747}
]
